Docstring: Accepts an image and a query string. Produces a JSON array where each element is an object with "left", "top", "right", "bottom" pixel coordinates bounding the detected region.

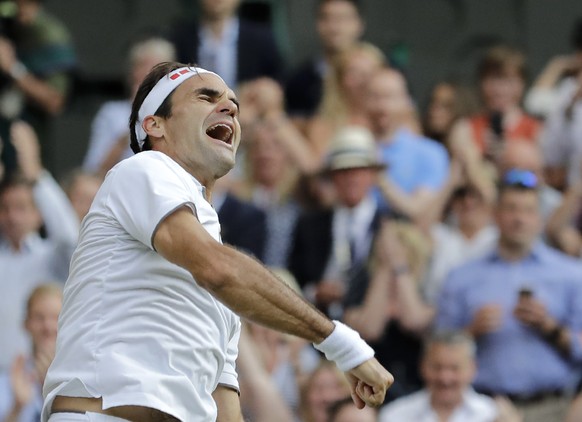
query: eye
[{"left": 199, "top": 95, "right": 212, "bottom": 102}]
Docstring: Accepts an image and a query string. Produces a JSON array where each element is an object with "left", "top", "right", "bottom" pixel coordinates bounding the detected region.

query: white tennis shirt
[{"left": 42, "top": 151, "right": 241, "bottom": 422}]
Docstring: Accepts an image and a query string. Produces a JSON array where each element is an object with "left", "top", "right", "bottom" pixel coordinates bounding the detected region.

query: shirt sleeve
[
  {"left": 105, "top": 154, "right": 198, "bottom": 250},
  {"left": 566, "top": 268, "right": 582, "bottom": 362},
  {"left": 421, "top": 142, "right": 449, "bottom": 191},
  {"left": 218, "top": 319, "right": 241, "bottom": 392}
]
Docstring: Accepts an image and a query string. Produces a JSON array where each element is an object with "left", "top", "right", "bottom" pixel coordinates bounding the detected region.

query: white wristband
[{"left": 313, "top": 321, "right": 375, "bottom": 371}]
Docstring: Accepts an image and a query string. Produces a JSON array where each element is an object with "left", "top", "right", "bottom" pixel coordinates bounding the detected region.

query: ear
[{"left": 143, "top": 115, "right": 165, "bottom": 140}]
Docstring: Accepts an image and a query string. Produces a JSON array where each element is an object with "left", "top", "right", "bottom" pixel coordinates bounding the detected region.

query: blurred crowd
[{"left": 2, "top": 0, "right": 582, "bottom": 421}]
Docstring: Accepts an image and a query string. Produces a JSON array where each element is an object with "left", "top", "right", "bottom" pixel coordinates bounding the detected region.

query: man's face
[
  {"left": 480, "top": 71, "right": 524, "bottom": 113},
  {"left": 0, "top": 185, "right": 41, "bottom": 246},
  {"left": 366, "top": 71, "right": 410, "bottom": 135},
  {"left": 331, "top": 167, "right": 376, "bottom": 208},
  {"left": 317, "top": 0, "right": 363, "bottom": 54},
  {"left": 200, "top": 0, "right": 240, "bottom": 20},
  {"left": 421, "top": 343, "right": 476, "bottom": 408},
  {"left": 495, "top": 189, "right": 541, "bottom": 249},
  {"left": 157, "top": 73, "right": 241, "bottom": 181},
  {"left": 25, "top": 293, "right": 61, "bottom": 352}
]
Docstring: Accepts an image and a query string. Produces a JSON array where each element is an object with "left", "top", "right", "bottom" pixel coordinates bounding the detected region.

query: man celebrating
[{"left": 41, "top": 62, "right": 393, "bottom": 422}]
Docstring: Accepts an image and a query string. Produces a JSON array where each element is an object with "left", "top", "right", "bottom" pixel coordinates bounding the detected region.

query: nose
[{"left": 218, "top": 99, "right": 237, "bottom": 117}]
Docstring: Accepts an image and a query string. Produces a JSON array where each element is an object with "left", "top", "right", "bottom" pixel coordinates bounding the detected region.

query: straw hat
[{"left": 323, "top": 125, "right": 386, "bottom": 172}]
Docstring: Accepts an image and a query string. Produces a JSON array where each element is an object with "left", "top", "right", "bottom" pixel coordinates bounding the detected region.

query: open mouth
[{"left": 206, "top": 123, "right": 233, "bottom": 145}]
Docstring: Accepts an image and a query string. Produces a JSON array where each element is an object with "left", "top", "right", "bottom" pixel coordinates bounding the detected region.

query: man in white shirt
[
  {"left": 378, "top": 331, "right": 508, "bottom": 422},
  {"left": 42, "top": 63, "right": 393, "bottom": 422}
]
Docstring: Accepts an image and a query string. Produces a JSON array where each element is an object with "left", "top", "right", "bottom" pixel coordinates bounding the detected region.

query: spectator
[
  {"left": 327, "top": 397, "right": 376, "bottom": 422},
  {"left": 378, "top": 331, "right": 520, "bottom": 422},
  {"left": 0, "top": 121, "right": 77, "bottom": 371},
  {"left": 449, "top": 45, "right": 540, "bottom": 164},
  {"left": 82, "top": 37, "right": 176, "bottom": 177},
  {"left": 239, "top": 115, "right": 312, "bottom": 267},
  {"left": 289, "top": 125, "right": 386, "bottom": 318},
  {"left": 422, "top": 80, "right": 479, "bottom": 147},
  {"left": 0, "top": 0, "right": 75, "bottom": 169},
  {"left": 60, "top": 169, "right": 102, "bottom": 223},
  {"left": 299, "top": 361, "right": 351, "bottom": 422},
  {"left": 425, "top": 182, "right": 497, "bottom": 305},
  {"left": 525, "top": 17, "right": 582, "bottom": 119},
  {"left": 343, "top": 221, "right": 432, "bottom": 401},
  {"left": 306, "top": 41, "right": 386, "bottom": 164},
  {"left": 545, "top": 180, "right": 582, "bottom": 256},
  {"left": 436, "top": 173, "right": 582, "bottom": 422},
  {"left": 0, "top": 283, "right": 62, "bottom": 422},
  {"left": 171, "top": 0, "right": 284, "bottom": 90},
  {"left": 366, "top": 67, "right": 449, "bottom": 222},
  {"left": 496, "top": 141, "right": 562, "bottom": 223},
  {"left": 285, "top": 0, "right": 364, "bottom": 123}
]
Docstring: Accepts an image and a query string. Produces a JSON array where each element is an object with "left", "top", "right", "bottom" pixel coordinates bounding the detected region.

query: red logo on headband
[{"left": 169, "top": 68, "right": 193, "bottom": 80}]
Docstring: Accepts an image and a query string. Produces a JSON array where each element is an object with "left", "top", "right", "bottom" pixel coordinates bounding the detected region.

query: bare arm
[
  {"left": 545, "top": 183, "right": 582, "bottom": 245},
  {"left": 153, "top": 207, "right": 334, "bottom": 343},
  {"left": 213, "top": 386, "right": 244, "bottom": 422},
  {"left": 377, "top": 176, "right": 436, "bottom": 222},
  {"left": 237, "top": 326, "right": 294, "bottom": 422}
]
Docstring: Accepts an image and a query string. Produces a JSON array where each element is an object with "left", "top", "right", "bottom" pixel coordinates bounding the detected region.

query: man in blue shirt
[
  {"left": 366, "top": 68, "right": 449, "bottom": 221},
  {"left": 436, "top": 170, "right": 582, "bottom": 422}
]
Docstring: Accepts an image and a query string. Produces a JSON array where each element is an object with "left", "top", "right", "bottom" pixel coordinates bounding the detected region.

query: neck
[
  {"left": 431, "top": 397, "right": 460, "bottom": 422},
  {"left": 203, "top": 16, "right": 231, "bottom": 38},
  {"left": 497, "top": 238, "right": 533, "bottom": 261}
]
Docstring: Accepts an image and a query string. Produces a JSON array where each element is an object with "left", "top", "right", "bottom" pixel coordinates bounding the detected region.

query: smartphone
[
  {"left": 518, "top": 287, "right": 533, "bottom": 299},
  {"left": 489, "top": 111, "right": 504, "bottom": 138}
]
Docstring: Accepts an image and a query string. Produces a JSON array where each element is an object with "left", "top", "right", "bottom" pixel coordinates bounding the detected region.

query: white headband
[{"left": 134, "top": 66, "right": 224, "bottom": 148}]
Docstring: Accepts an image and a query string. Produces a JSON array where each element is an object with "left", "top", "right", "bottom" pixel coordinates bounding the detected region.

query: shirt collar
[
  {"left": 487, "top": 239, "right": 549, "bottom": 263},
  {"left": 200, "top": 17, "right": 239, "bottom": 44}
]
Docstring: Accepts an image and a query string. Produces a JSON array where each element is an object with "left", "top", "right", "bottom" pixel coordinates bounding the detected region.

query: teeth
[{"left": 207, "top": 123, "right": 233, "bottom": 143}]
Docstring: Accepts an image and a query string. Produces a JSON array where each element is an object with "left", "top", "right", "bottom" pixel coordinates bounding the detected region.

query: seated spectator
[
  {"left": 378, "top": 331, "right": 521, "bottom": 422},
  {"left": 366, "top": 67, "right": 449, "bottom": 222},
  {"left": 285, "top": 0, "right": 364, "bottom": 124},
  {"left": 422, "top": 80, "right": 479, "bottom": 147},
  {"left": 306, "top": 42, "right": 386, "bottom": 164},
  {"left": 171, "top": 0, "right": 284, "bottom": 90},
  {"left": 436, "top": 173, "right": 582, "bottom": 422},
  {"left": 0, "top": 0, "right": 76, "bottom": 169},
  {"left": 82, "top": 37, "right": 176, "bottom": 177},
  {"left": 0, "top": 283, "right": 62, "bottom": 422},
  {"left": 289, "top": 126, "right": 386, "bottom": 318},
  {"left": 60, "top": 169, "right": 102, "bottom": 223},
  {"left": 496, "top": 141, "right": 562, "bottom": 224},
  {"left": 426, "top": 183, "right": 497, "bottom": 301},
  {"left": 237, "top": 115, "right": 309, "bottom": 267},
  {"left": 449, "top": 45, "right": 540, "bottom": 164},
  {"left": 525, "top": 17, "right": 582, "bottom": 119},
  {"left": 327, "top": 397, "right": 377, "bottom": 422},
  {"left": 343, "top": 220, "right": 432, "bottom": 401},
  {"left": 298, "top": 361, "right": 351, "bottom": 422},
  {"left": 0, "top": 121, "right": 77, "bottom": 371},
  {"left": 238, "top": 269, "right": 320, "bottom": 420}
]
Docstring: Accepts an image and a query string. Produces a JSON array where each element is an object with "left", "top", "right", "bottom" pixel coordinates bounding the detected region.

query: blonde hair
[
  {"left": 129, "top": 37, "right": 176, "bottom": 66},
  {"left": 319, "top": 42, "right": 386, "bottom": 127},
  {"left": 388, "top": 221, "right": 432, "bottom": 281},
  {"left": 26, "top": 282, "right": 63, "bottom": 315}
]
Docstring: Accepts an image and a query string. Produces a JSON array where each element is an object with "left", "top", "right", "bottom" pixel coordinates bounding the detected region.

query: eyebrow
[{"left": 194, "top": 87, "right": 240, "bottom": 111}]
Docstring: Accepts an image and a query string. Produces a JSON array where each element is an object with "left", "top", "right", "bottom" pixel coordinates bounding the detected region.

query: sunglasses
[{"left": 502, "top": 169, "right": 538, "bottom": 188}]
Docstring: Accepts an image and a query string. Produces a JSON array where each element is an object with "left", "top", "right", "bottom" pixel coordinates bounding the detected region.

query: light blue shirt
[
  {"left": 375, "top": 128, "right": 449, "bottom": 209},
  {"left": 198, "top": 18, "right": 239, "bottom": 89},
  {"left": 436, "top": 242, "right": 582, "bottom": 395}
]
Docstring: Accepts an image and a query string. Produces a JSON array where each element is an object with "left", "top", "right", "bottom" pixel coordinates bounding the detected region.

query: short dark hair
[
  {"left": 0, "top": 174, "right": 33, "bottom": 199},
  {"left": 477, "top": 45, "right": 527, "bottom": 82},
  {"left": 317, "top": 0, "right": 363, "bottom": 17},
  {"left": 128, "top": 61, "right": 186, "bottom": 154}
]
